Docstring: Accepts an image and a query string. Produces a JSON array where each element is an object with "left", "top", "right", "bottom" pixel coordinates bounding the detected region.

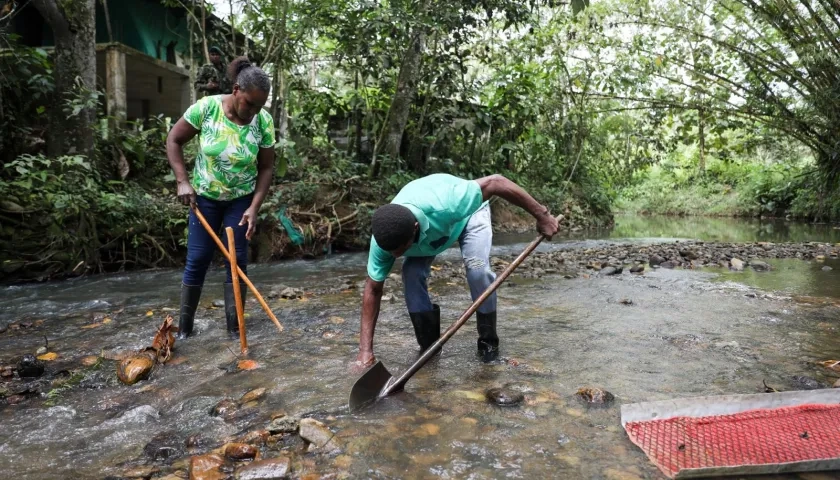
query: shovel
[{"left": 349, "top": 214, "right": 563, "bottom": 412}]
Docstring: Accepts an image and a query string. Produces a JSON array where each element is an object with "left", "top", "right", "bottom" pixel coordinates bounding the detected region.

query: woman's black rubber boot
[
  {"left": 224, "top": 282, "right": 247, "bottom": 339},
  {"left": 177, "top": 284, "right": 202, "bottom": 340}
]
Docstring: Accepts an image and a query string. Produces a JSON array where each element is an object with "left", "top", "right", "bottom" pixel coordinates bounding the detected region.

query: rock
[
  {"left": 299, "top": 418, "right": 334, "bottom": 448},
  {"left": 240, "top": 387, "right": 267, "bottom": 404},
  {"left": 660, "top": 261, "right": 677, "bottom": 269},
  {"left": 485, "top": 387, "right": 525, "bottom": 407},
  {"left": 212, "top": 299, "right": 225, "bottom": 308},
  {"left": 679, "top": 250, "right": 698, "bottom": 260},
  {"left": 649, "top": 255, "right": 664, "bottom": 267},
  {"left": 751, "top": 261, "right": 771, "bottom": 272},
  {"left": 834, "top": 379, "right": 840, "bottom": 388},
  {"left": 144, "top": 432, "right": 184, "bottom": 463},
  {"left": 210, "top": 399, "right": 239, "bottom": 418},
  {"left": 618, "top": 298, "right": 633, "bottom": 306},
  {"left": 234, "top": 456, "right": 291, "bottom": 480},
  {"left": 224, "top": 442, "right": 258, "bottom": 461},
  {"left": 267, "top": 415, "right": 299, "bottom": 434},
  {"left": 575, "top": 387, "right": 614, "bottom": 405},
  {"left": 117, "top": 351, "right": 156, "bottom": 385},
  {"left": 629, "top": 265, "right": 644, "bottom": 274},
  {"left": 279, "top": 287, "right": 304, "bottom": 299},
  {"left": 0, "top": 323, "right": 7, "bottom": 334},
  {"left": 17, "top": 354, "right": 44, "bottom": 378},
  {"left": 6, "top": 394, "right": 26, "bottom": 405},
  {"left": 236, "top": 429, "right": 270, "bottom": 446},
  {"left": 816, "top": 255, "right": 827, "bottom": 262},
  {"left": 822, "top": 266, "right": 833, "bottom": 271},
  {"left": 791, "top": 375, "right": 827, "bottom": 390},
  {"left": 190, "top": 453, "right": 226, "bottom": 480},
  {"left": 35, "top": 346, "right": 47, "bottom": 355},
  {"left": 382, "top": 293, "right": 395, "bottom": 303},
  {"left": 730, "top": 258, "right": 745, "bottom": 271},
  {"left": 600, "top": 266, "right": 617, "bottom": 276}
]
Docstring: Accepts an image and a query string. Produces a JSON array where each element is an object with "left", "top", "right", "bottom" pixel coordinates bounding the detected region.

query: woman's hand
[
  {"left": 240, "top": 205, "right": 259, "bottom": 240},
  {"left": 177, "top": 180, "right": 196, "bottom": 206}
]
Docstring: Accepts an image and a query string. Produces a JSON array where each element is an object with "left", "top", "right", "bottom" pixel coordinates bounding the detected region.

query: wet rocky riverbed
[{"left": 2, "top": 235, "right": 840, "bottom": 479}]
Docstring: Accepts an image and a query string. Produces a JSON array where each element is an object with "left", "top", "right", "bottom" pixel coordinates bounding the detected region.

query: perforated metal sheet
[{"left": 621, "top": 390, "right": 840, "bottom": 479}]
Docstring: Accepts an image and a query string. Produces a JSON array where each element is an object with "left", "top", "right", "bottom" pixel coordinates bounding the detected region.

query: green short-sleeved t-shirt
[
  {"left": 183, "top": 95, "right": 275, "bottom": 200},
  {"left": 366, "top": 174, "right": 487, "bottom": 282}
]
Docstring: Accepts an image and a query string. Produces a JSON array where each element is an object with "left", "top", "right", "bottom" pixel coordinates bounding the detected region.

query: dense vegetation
[{"left": 1, "top": 0, "right": 839, "bottom": 281}]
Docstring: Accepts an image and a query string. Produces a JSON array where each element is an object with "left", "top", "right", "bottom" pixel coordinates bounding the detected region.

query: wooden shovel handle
[
  {"left": 192, "top": 204, "right": 284, "bottom": 333},
  {"left": 226, "top": 227, "right": 248, "bottom": 354}
]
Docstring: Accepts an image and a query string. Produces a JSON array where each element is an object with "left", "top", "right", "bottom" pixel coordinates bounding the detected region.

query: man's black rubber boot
[
  {"left": 224, "top": 282, "right": 247, "bottom": 339},
  {"left": 477, "top": 311, "right": 499, "bottom": 362},
  {"left": 409, "top": 304, "right": 441, "bottom": 352},
  {"left": 177, "top": 284, "right": 202, "bottom": 340}
]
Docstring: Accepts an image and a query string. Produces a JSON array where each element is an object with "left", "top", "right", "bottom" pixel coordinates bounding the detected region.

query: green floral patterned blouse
[{"left": 183, "top": 95, "right": 276, "bottom": 200}]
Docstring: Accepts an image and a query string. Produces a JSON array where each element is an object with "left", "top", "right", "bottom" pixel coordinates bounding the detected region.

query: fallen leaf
[
  {"left": 818, "top": 360, "right": 840, "bottom": 371},
  {"left": 431, "top": 266, "right": 441, "bottom": 271},
  {"left": 102, "top": 317, "right": 112, "bottom": 324},
  {"left": 298, "top": 297, "right": 309, "bottom": 302},
  {"left": 37, "top": 352, "right": 58, "bottom": 361},
  {"left": 238, "top": 360, "right": 259, "bottom": 371},
  {"left": 34, "top": 320, "right": 44, "bottom": 326},
  {"left": 340, "top": 289, "right": 353, "bottom": 294},
  {"left": 81, "top": 323, "right": 104, "bottom": 329},
  {"left": 329, "top": 316, "right": 345, "bottom": 324},
  {"left": 146, "top": 311, "right": 154, "bottom": 317}
]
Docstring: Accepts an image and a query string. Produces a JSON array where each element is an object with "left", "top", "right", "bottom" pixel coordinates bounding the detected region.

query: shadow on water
[{"left": 1, "top": 215, "right": 840, "bottom": 479}]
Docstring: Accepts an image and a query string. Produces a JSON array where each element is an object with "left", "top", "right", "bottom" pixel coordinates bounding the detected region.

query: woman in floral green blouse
[{"left": 166, "top": 56, "right": 275, "bottom": 340}]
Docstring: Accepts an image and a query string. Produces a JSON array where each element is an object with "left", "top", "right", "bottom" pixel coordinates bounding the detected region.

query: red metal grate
[{"left": 624, "top": 403, "right": 840, "bottom": 479}]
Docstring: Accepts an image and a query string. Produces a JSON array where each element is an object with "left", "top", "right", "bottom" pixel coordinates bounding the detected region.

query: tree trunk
[
  {"left": 698, "top": 107, "right": 705, "bottom": 174},
  {"left": 32, "top": 0, "right": 97, "bottom": 157},
  {"left": 229, "top": 0, "right": 235, "bottom": 56},
  {"left": 201, "top": 0, "right": 209, "bottom": 63},
  {"left": 369, "top": 0, "right": 431, "bottom": 178}
]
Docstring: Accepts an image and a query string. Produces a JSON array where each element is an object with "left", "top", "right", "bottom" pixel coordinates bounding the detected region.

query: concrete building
[{"left": 10, "top": 0, "right": 254, "bottom": 122}]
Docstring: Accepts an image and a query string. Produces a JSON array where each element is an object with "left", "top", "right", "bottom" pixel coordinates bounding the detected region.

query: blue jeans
[
  {"left": 182, "top": 194, "right": 252, "bottom": 286},
  {"left": 402, "top": 204, "right": 496, "bottom": 314}
]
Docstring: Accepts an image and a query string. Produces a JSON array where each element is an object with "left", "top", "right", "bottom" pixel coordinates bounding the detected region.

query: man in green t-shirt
[{"left": 355, "top": 173, "right": 559, "bottom": 367}]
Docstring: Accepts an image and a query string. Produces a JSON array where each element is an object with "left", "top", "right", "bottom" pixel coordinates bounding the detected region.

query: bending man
[{"left": 355, "top": 174, "right": 559, "bottom": 366}]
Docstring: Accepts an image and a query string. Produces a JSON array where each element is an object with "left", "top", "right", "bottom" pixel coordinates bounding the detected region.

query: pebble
[
  {"left": 212, "top": 299, "right": 225, "bottom": 308},
  {"left": 240, "top": 387, "right": 267, "bottom": 404},
  {"left": 234, "top": 456, "right": 290, "bottom": 480},
  {"left": 575, "top": 387, "right": 614, "bottom": 404},
  {"left": 210, "top": 399, "right": 238, "bottom": 418},
  {"left": 224, "top": 442, "right": 258, "bottom": 461},
  {"left": 267, "top": 414, "right": 300, "bottom": 434},
  {"left": 822, "top": 266, "right": 833, "bottom": 271},
  {"left": 485, "top": 387, "right": 525, "bottom": 406},
  {"left": 299, "top": 418, "right": 334, "bottom": 448}
]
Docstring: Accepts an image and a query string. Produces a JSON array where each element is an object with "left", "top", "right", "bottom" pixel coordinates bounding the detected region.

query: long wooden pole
[
  {"left": 226, "top": 227, "right": 248, "bottom": 354},
  {"left": 192, "top": 205, "right": 284, "bottom": 333}
]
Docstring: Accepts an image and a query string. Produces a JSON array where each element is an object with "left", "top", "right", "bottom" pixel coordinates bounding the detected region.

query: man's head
[
  {"left": 372, "top": 204, "right": 418, "bottom": 257},
  {"left": 209, "top": 46, "right": 222, "bottom": 65}
]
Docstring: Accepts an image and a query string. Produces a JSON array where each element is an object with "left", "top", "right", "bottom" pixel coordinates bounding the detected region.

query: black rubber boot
[
  {"left": 176, "top": 284, "right": 202, "bottom": 340},
  {"left": 224, "top": 282, "right": 246, "bottom": 339},
  {"left": 409, "top": 304, "right": 441, "bottom": 353},
  {"left": 477, "top": 311, "right": 499, "bottom": 362}
]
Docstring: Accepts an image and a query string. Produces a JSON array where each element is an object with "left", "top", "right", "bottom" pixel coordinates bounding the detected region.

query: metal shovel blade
[{"left": 349, "top": 360, "right": 395, "bottom": 412}]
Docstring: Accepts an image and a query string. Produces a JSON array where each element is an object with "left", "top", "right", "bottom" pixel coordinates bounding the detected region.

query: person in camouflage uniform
[{"left": 195, "top": 46, "right": 233, "bottom": 95}]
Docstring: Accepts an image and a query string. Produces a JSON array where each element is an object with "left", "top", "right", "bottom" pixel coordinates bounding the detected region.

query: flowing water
[{"left": 2, "top": 215, "right": 840, "bottom": 480}]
